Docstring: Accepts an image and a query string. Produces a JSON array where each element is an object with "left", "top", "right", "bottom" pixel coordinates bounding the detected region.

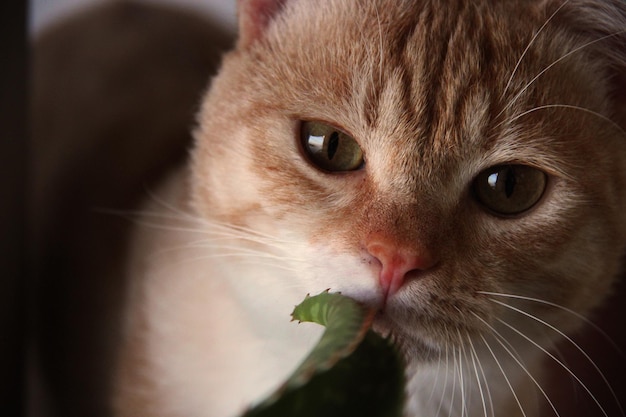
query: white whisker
[
  {"left": 477, "top": 291, "right": 622, "bottom": 355},
  {"left": 479, "top": 333, "right": 529, "bottom": 417},
  {"left": 95, "top": 207, "right": 297, "bottom": 248},
  {"left": 144, "top": 188, "right": 198, "bottom": 221},
  {"left": 506, "top": 104, "right": 626, "bottom": 137},
  {"left": 156, "top": 243, "right": 305, "bottom": 263},
  {"left": 495, "top": 317, "right": 610, "bottom": 417},
  {"left": 373, "top": 2, "right": 384, "bottom": 87},
  {"left": 466, "top": 334, "right": 489, "bottom": 417},
  {"left": 436, "top": 341, "right": 451, "bottom": 417},
  {"left": 450, "top": 347, "right": 459, "bottom": 417},
  {"left": 457, "top": 331, "right": 470, "bottom": 417},
  {"left": 168, "top": 254, "right": 302, "bottom": 273},
  {"left": 502, "top": 0, "right": 570, "bottom": 97},
  {"left": 498, "top": 29, "right": 626, "bottom": 120},
  {"left": 488, "top": 298, "right": 625, "bottom": 417},
  {"left": 427, "top": 346, "right": 444, "bottom": 404},
  {"left": 472, "top": 312, "right": 561, "bottom": 417}
]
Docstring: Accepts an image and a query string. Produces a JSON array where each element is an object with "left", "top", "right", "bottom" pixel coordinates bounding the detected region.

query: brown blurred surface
[{"left": 29, "top": 3, "right": 233, "bottom": 416}]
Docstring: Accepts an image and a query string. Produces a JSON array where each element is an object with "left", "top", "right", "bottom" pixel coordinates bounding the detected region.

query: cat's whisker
[
  {"left": 453, "top": 305, "right": 491, "bottom": 417},
  {"left": 498, "top": 29, "right": 626, "bottom": 120},
  {"left": 153, "top": 243, "right": 306, "bottom": 265},
  {"left": 95, "top": 207, "right": 298, "bottom": 250},
  {"left": 373, "top": 2, "right": 384, "bottom": 88},
  {"left": 507, "top": 104, "right": 626, "bottom": 137},
  {"left": 193, "top": 220, "right": 300, "bottom": 246},
  {"left": 427, "top": 344, "right": 444, "bottom": 404},
  {"left": 467, "top": 334, "right": 494, "bottom": 417},
  {"left": 495, "top": 317, "right": 610, "bottom": 417},
  {"left": 93, "top": 188, "right": 203, "bottom": 226},
  {"left": 206, "top": 221, "right": 297, "bottom": 244},
  {"left": 479, "top": 333, "right": 529, "bottom": 417},
  {"left": 487, "top": 297, "right": 625, "bottom": 417},
  {"left": 150, "top": 236, "right": 309, "bottom": 271},
  {"left": 191, "top": 231, "right": 304, "bottom": 253},
  {"left": 467, "top": 346, "right": 488, "bottom": 417},
  {"left": 502, "top": 0, "right": 570, "bottom": 98},
  {"left": 184, "top": 223, "right": 308, "bottom": 254},
  {"left": 455, "top": 344, "right": 465, "bottom": 417},
  {"left": 435, "top": 341, "right": 451, "bottom": 417},
  {"left": 472, "top": 312, "right": 561, "bottom": 417},
  {"left": 168, "top": 254, "right": 303, "bottom": 274},
  {"left": 465, "top": 335, "right": 484, "bottom": 417},
  {"left": 456, "top": 330, "right": 471, "bottom": 417},
  {"left": 93, "top": 207, "right": 206, "bottom": 232},
  {"left": 144, "top": 188, "right": 200, "bottom": 221},
  {"left": 548, "top": 341, "right": 581, "bottom": 400},
  {"left": 450, "top": 346, "right": 459, "bottom": 417},
  {"left": 477, "top": 291, "right": 622, "bottom": 355},
  {"left": 129, "top": 193, "right": 303, "bottom": 246},
  {"left": 146, "top": 226, "right": 301, "bottom": 253}
]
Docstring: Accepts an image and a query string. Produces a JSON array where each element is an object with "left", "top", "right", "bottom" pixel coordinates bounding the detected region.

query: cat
[
  {"left": 112, "top": 0, "right": 626, "bottom": 416},
  {"left": 32, "top": 0, "right": 626, "bottom": 416}
]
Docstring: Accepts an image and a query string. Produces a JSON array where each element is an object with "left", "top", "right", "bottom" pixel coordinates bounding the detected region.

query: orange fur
[
  {"left": 34, "top": 1, "right": 626, "bottom": 416},
  {"left": 186, "top": 1, "right": 626, "bottom": 415}
]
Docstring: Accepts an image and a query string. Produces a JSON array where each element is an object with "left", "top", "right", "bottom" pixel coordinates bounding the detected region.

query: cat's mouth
[{"left": 371, "top": 311, "right": 442, "bottom": 362}]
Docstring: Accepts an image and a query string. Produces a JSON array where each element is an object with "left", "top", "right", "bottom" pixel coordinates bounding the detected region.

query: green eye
[
  {"left": 300, "top": 121, "right": 364, "bottom": 172},
  {"left": 473, "top": 165, "right": 547, "bottom": 215}
]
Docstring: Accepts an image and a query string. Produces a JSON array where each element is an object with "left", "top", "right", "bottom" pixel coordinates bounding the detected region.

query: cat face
[{"left": 191, "top": 0, "right": 626, "bottom": 359}]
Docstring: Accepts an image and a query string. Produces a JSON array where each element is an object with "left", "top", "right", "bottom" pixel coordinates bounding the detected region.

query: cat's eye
[
  {"left": 300, "top": 121, "right": 364, "bottom": 172},
  {"left": 473, "top": 165, "right": 547, "bottom": 216}
]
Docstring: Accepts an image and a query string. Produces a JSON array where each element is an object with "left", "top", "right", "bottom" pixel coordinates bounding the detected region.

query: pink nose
[{"left": 366, "top": 235, "right": 436, "bottom": 301}]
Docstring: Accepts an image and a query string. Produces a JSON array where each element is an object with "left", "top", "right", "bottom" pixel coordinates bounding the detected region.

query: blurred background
[
  {"left": 27, "top": 1, "right": 236, "bottom": 416},
  {"left": 30, "top": 0, "right": 237, "bottom": 35}
]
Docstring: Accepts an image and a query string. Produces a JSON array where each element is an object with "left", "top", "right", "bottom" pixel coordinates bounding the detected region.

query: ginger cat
[{"left": 32, "top": 1, "right": 626, "bottom": 417}]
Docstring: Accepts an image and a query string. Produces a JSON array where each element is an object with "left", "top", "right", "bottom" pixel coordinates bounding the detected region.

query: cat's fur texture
[
  {"left": 112, "top": 0, "right": 626, "bottom": 416},
  {"left": 33, "top": 0, "right": 626, "bottom": 416}
]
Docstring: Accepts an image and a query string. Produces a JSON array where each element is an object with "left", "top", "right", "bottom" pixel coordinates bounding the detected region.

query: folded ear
[
  {"left": 601, "top": 2, "right": 626, "bottom": 134},
  {"left": 571, "top": 0, "right": 626, "bottom": 133},
  {"left": 237, "top": 0, "right": 288, "bottom": 48}
]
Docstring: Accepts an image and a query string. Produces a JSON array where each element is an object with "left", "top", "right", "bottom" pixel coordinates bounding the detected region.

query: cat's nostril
[{"left": 365, "top": 235, "right": 436, "bottom": 300}]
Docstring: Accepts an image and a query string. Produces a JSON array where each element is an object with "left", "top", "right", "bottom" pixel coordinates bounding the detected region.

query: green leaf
[{"left": 242, "top": 290, "right": 406, "bottom": 417}]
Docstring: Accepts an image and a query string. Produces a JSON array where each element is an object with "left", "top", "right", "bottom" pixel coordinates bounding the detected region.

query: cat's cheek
[{"left": 191, "top": 128, "right": 267, "bottom": 219}]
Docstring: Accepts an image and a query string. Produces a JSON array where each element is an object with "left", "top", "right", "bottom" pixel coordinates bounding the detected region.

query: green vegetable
[{"left": 242, "top": 290, "right": 406, "bottom": 417}]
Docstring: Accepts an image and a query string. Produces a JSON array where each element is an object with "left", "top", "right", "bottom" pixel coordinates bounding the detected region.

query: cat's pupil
[
  {"left": 327, "top": 132, "right": 339, "bottom": 160},
  {"left": 504, "top": 167, "right": 516, "bottom": 198}
]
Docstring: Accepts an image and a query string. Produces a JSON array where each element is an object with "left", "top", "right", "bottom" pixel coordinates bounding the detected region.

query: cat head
[{"left": 191, "top": 0, "right": 626, "bottom": 358}]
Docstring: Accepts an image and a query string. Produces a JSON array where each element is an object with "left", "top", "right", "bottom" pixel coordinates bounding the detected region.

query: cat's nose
[{"left": 366, "top": 235, "right": 437, "bottom": 301}]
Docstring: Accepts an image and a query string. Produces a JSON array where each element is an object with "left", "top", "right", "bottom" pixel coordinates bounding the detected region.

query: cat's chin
[{"left": 372, "top": 311, "right": 442, "bottom": 364}]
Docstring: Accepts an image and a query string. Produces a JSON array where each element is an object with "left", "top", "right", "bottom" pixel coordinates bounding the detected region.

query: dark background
[{"left": 0, "top": 0, "right": 27, "bottom": 416}]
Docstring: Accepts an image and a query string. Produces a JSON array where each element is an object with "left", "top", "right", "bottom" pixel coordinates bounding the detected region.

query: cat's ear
[
  {"left": 237, "top": 0, "right": 288, "bottom": 48},
  {"left": 556, "top": 0, "right": 626, "bottom": 132},
  {"left": 601, "top": 2, "right": 626, "bottom": 133},
  {"left": 611, "top": 46, "right": 626, "bottom": 135},
  {"left": 576, "top": 0, "right": 626, "bottom": 133}
]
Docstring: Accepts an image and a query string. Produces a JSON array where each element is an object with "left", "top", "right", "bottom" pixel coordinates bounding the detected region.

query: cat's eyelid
[
  {"left": 297, "top": 118, "right": 359, "bottom": 142},
  {"left": 476, "top": 154, "right": 570, "bottom": 181}
]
